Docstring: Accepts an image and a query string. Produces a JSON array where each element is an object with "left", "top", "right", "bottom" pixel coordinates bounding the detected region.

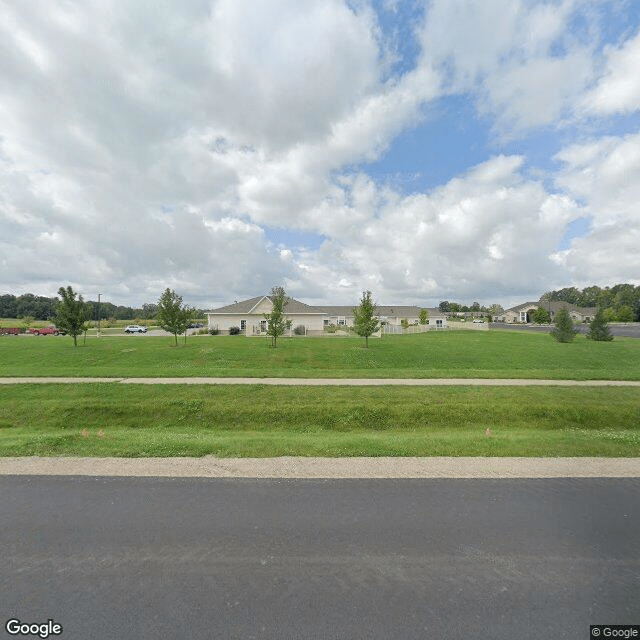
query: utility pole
[{"left": 97, "top": 293, "right": 101, "bottom": 337}]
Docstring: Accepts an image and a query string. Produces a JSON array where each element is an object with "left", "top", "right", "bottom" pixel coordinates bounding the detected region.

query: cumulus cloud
[
  {"left": 416, "top": 0, "right": 597, "bottom": 136},
  {"left": 281, "top": 155, "right": 584, "bottom": 304},
  {"left": 1, "top": 0, "right": 638, "bottom": 309},
  {"left": 580, "top": 28, "right": 640, "bottom": 116},
  {"left": 551, "top": 132, "right": 640, "bottom": 284}
]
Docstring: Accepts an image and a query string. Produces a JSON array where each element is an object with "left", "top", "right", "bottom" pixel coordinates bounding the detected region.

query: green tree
[
  {"left": 353, "top": 290, "right": 380, "bottom": 348},
  {"left": 586, "top": 308, "right": 613, "bottom": 342},
  {"left": 55, "top": 286, "right": 88, "bottom": 347},
  {"left": 532, "top": 307, "right": 551, "bottom": 324},
  {"left": 551, "top": 307, "right": 576, "bottom": 343},
  {"left": 264, "top": 286, "right": 288, "bottom": 348},
  {"left": 419, "top": 308, "right": 429, "bottom": 325},
  {"left": 142, "top": 303, "right": 158, "bottom": 325},
  {"left": 157, "top": 288, "right": 190, "bottom": 346},
  {"left": 616, "top": 305, "right": 634, "bottom": 322}
]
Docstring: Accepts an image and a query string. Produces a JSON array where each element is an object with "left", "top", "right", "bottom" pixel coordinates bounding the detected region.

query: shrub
[
  {"left": 229, "top": 326, "right": 241, "bottom": 335},
  {"left": 532, "top": 307, "right": 551, "bottom": 324},
  {"left": 551, "top": 307, "right": 577, "bottom": 343},
  {"left": 587, "top": 308, "right": 613, "bottom": 341},
  {"left": 209, "top": 328, "right": 220, "bottom": 335},
  {"left": 293, "top": 325, "right": 306, "bottom": 335}
]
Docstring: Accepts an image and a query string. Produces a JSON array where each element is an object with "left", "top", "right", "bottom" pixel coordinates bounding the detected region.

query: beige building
[
  {"left": 206, "top": 296, "right": 447, "bottom": 335},
  {"left": 497, "top": 300, "right": 598, "bottom": 324},
  {"left": 206, "top": 295, "right": 326, "bottom": 335}
]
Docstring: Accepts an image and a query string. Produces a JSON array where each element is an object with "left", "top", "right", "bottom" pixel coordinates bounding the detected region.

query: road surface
[{"left": 2, "top": 475, "right": 638, "bottom": 639}]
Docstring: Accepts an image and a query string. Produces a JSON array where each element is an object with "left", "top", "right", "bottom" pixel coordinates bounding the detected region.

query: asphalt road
[
  {"left": 2, "top": 476, "right": 638, "bottom": 639},
  {"left": 490, "top": 322, "right": 640, "bottom": 338}
]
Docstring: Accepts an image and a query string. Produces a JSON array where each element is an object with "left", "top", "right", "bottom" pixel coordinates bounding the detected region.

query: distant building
[
  {"left": 206, "top": 295, "right": 447, "bottom": 335},
  {"left": 496, "top": 300, "right": 597, "bottom": 323}
]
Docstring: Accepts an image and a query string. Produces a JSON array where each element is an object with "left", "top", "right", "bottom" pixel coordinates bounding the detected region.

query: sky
[{"left": 1, "top": 0, "right": 640, "bottom": 310}]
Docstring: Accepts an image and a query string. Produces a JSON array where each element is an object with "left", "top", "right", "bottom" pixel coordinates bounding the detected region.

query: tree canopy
[
  {"left": 586, "top": 308, "right": 614, "bottom": 341},
  {"left": 551, "top": 307, "right": 577, "bottom": 343},
  {"left": 264, "top": 286, "right": 288, "bottom": 347},
  {"left": 543, "top": 283, "right": 640, "bottom": 321},
  {"left": 157, "top": 288, "right": 190, "bottom": 346},
  {"left": 55, "top": 286, "right": 88, "bottom": 346},
  {"left": 353, "top": 291, "right": 380, "bottom": 348},
  {"left": 532, "top": 307, "right": 551, "bottom": 324}
]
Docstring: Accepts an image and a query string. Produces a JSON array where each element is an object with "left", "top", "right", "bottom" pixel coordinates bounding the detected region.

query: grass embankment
[
  {"left": 1, "top": 384, "right": 639, "bottom": 458},
  {"left": 2, "top": 330, "right": 640, "bottom": 379}
]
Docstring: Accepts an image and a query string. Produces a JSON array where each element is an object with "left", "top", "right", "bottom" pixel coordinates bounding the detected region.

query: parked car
[
  {"left": 472, "top": 319, "right": 485, "bottom": 324},
  {"left": 29, "top": 326, "right": 65, "bottom": 335},
  {"left": 124, "top": 325, "right": 147, "bottom": 333}
]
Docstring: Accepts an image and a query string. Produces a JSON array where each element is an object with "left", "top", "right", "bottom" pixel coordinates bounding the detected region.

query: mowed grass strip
[
  {"left": 1, "top": 384, "right": 639, "bottom": 457},
  {"left": 2, "top": 330, "right": 640, "bottom": 379}
]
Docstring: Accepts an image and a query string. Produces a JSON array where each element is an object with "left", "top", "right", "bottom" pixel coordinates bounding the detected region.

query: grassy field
[
  {"left": 1, "top": 384, "right": 639, "bottom": 457},
  {"left": 2, "top": 330, "right": 640, "bottom": 379},
  {"left": 2, "top": 331, "right": 639, "bottom": 458}
]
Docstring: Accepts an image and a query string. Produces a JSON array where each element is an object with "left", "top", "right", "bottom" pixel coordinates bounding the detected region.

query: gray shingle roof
[
  {"left": 317, "top": 305, "right": 424, "bottom": 316},
  {"left": 208, "top": 295, "right": 325, "bottom": 314},
  {"left": 208, "top": 297, "right": 443, "bottom": 317}
]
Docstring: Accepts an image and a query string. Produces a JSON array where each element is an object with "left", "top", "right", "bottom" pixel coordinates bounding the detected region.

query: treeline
[
  {"left": 543, "top": 283, "right": 640, "bottom": 321},
  {"left": 0, "top": 293, "right": 157, "bottom": 322},
  {"left": 438, "top": 301, "right": 504, "bottom": 314}
]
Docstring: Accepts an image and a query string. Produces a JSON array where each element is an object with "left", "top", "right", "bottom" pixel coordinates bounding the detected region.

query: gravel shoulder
[{"left": 1, "top": 456, "right": 639, "bottom": 478}]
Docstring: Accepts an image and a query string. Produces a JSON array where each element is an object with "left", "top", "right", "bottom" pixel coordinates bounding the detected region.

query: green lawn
[
  {"left": 2, "top": 330, "right": 640, "bottom": 379},
  {"left": 2, "top": 331, "right": 639, "bottom": 458},
  {"left": 1, "top": 384, "right": 639, "bottom": 457}
]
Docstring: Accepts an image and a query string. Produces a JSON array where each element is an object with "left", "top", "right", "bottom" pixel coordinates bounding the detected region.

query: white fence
[{"left": 382, "top": 324, "right": 443, "bottom": 335}]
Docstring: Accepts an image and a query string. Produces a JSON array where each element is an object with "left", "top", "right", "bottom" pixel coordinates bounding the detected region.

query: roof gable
[{"left": 208, "top": 295, "right": 325, "bottom": 315}]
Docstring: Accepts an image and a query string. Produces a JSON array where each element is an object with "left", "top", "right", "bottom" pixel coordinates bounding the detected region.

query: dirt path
[{"left": 1, "top": 377, "right": 640, "bottom": 385}]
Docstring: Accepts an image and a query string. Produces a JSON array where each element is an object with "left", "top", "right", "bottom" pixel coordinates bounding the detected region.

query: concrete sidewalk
[
  {"left": 1, "top": 456, "right": 639, "bottom": 478},
  {"left": 1, "top": 377, "right": 640, "bottom": 385}
]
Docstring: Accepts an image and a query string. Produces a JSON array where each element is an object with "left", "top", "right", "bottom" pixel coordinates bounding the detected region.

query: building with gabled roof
[
  {"left": 206, "top": 296, "right": 446, "bottom": 335},
  {"left": 496, "top": 300, "right": 598, "bottom": 324},
  {"left": 206, "top": 295, "right": 326, "bottom": 335}
]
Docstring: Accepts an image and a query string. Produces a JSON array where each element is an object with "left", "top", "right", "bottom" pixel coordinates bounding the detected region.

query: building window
[
  {"left": 240, "top": 320, "right": 246, "bottom": 331},
  {"left": 436, "top": 319, "right": 442, "bottom": 327}
]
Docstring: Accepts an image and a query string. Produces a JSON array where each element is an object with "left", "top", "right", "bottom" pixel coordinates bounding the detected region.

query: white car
[
  {"left": 472, "top": 319, "right": 485, "bottom": 323},
  {"left": 124, "top": 325, "right": 147, "bottom": 333}
]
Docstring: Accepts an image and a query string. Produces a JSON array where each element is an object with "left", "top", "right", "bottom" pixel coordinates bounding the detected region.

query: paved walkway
[
  {"left": 1, "top": 456, "right": 639, "bottom": 478},
  {"left": 2, "top": 377, "right": 640, "bottom": 386}
]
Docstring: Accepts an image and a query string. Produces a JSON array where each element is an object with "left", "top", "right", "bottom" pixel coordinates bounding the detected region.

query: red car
[{"left": 29, "top": 326, "right": 65, "bottom": 336}]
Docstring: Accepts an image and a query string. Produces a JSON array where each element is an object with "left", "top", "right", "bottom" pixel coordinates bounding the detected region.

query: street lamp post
[{"left": 97, "top": 293, "right": 101, "bottom": 338}]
